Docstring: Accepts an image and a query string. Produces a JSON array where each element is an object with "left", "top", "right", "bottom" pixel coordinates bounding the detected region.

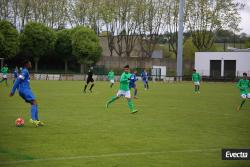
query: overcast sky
[{"left": 239, "top": 0, "right": 250, "bottom": 35}]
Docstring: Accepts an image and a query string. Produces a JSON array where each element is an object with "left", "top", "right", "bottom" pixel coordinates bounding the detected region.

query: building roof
[
  {"left": 227, "top": 47, "right": 250, "bottom": 52},
  {"left": 151, "top": 50, "right": 163, "bottom": 59}
]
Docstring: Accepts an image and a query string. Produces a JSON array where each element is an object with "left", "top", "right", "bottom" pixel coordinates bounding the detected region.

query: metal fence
[{"left": 1, "top": 73, "right": 247, "bottom": 82}]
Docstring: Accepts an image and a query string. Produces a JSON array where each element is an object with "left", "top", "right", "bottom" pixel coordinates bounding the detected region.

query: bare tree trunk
[
  {"left": 34, "top": 58, "right": 39, "bottom": 72},
  {"left": 64, "top": 60, "right": 68, "bottom": 73},
  {"left": 80, "top": 64, "right": 84, "bottom": 74}
]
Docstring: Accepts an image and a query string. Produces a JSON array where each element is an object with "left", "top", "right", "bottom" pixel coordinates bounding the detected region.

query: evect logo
[
  {"left": 226, "top": 151, "right": 248, "bottom": 158},
  {"left": 222, "top": 149, "right": 250, "bottom": 160}
]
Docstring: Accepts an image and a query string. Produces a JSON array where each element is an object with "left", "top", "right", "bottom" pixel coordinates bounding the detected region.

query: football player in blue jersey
[
  {"left": 129, "top": 70, "right": 138, "bottom": 99},
  {"left": 141, "top": 69, "right": 149, "bottom": 90},
  {"left": 9, "top": 60, "right": 44, "bottom": 127},
  {"left": 13, "top": 66, "right": 19, "bottom": 84}
]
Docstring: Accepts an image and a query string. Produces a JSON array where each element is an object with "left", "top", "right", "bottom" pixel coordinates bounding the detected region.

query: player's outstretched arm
[
  {"left": 236, "top": 80, "right": 241, "bottom": 89},
  {"left": 9, "top": 78, "right": 21, "bottom": 96}
]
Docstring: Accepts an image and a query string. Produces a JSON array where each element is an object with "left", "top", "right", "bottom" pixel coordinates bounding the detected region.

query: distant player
[
  {"left": 0, "top": 64, "right": 9, "bottom": 86},
  {"left": 106, "top": 65, "right": 138, "bottom": 114},
  {"left": 9, "top": 60, "right": 44, "bottom": 127},
  {"left": 108, "top": 69, "right": 115, "bottom": 88},
  {"left": 237, "top": 72, "right": 250, "bottom": 111},
  {"left": 129, "top": 70, "right": 138, "bottom": 98},
  {"left": 141, "top": 69, "right": 149, "bottom": 90},
  {"left": 13, "top": 66, "right": 19, "bottom": 84},
  {"left": 83, "top": 67, "right": 95, "bottom": 93},
  {"left": 192, "top": 69, "right": 201, "bottom": 93}
]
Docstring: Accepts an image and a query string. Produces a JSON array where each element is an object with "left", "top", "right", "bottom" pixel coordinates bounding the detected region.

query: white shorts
[
  {"left": 194, "top": 81, "right": 200, "bottom": 85},
  {"left": 241, "top": 93, "right": 250, "bottom": 99},
  {"left": 117, "top": 90, "right": 131, "bottom": 98},
  {"left": 3, "top": 74, "right": 7, "bottom": 79},
  {"left": 110, "top": 79, "right": 114, "bottom": 84}
]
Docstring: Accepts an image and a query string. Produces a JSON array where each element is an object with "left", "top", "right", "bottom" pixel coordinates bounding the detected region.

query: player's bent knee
[{"left": 31, "top": 100, "right": 37, "bottom": 105}]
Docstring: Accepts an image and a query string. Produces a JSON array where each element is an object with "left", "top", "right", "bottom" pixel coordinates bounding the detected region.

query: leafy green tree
[
  {"left": 185, "top": 0, "right": 243, "bottom": 51},
  {"left": 55, "top": 29, "right": 73, "bottom": 73},
  {"left": 20, "top": 22, "right": 56, "bottom": 72},
  {"left": 245, "top": 38, "right": 250, "bottom": 48},
  {"left": 71, "top": 26, "right": 102, "bottom": 73},
  {"left": 183, "top": 38, "right": 197, "bottom": 61},
  {"left": 0, "top": 20, "right": 19, "bottom": 59},
  {"left": 0, "top": 32, "right": 4, "bottom": 54}
]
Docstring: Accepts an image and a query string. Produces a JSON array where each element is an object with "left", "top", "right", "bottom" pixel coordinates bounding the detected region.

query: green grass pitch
[{"left": 0, "top": 81, "right": 250, "bottom": 167}]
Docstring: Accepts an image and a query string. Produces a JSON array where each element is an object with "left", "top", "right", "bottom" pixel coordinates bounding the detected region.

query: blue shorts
[
  {"left": 19, "top": 89, "right": 35, "bottom": 103},
  {"left": 129, "top": 83, "right": 136, "bottom": 89},
  {"left": 143, "top": 80, "right": 148, "bottom": 84}
]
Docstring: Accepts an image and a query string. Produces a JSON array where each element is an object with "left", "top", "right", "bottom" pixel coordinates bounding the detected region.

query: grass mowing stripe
[{"left": 0, "top": 148, "right": 219, "bottom": 165}]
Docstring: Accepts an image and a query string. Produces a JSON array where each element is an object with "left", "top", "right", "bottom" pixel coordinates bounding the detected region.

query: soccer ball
[{"left": 15, "top": 118, "right": 24, "bottom": 127}]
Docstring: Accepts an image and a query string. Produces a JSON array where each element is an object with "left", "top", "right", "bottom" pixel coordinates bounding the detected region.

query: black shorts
[{"left": 86, "top": 78, "right": 94, "bottom": 84}]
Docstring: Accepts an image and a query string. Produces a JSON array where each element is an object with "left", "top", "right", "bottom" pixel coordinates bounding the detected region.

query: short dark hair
[
  {"left": 124, "top": 65, "right": 129, "bottom": 69},
  {"left": 243, "top": 72, "right": 247, "bottom": 76},
  {"left": 193, "top": 68, "right": 196, "bottom": 72}
]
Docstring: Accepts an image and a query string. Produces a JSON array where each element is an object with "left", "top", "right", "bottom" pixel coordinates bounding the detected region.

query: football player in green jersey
[
  {"left": 237, "top": 73, "right": 250, "bottom": 111},
  {"left": 192, "top": 69, "right": 201, "bottom": 93},
  {"left": 106, "top": 65, "right": 138, "bottom": 114}
]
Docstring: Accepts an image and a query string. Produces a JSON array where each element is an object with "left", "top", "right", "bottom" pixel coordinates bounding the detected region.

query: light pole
[{"left": 176, "top": 0, "right": 185, "bottom": 81}]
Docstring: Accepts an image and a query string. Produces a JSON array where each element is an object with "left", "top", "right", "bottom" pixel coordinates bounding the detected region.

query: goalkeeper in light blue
[{"left": 9, "top": 60, "right": 44, "bottom": 127}]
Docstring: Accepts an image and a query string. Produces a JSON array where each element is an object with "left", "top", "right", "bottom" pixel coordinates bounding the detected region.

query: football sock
[
  {"left": 90, "top": 84, "right": 94, "bottom": 91},
  {"left": 128, "top": 99, "right": 135, "bottom": 112},
  {"left": 240, "top": 99, "right": 246, "bottom": 109},
  {"left": 31, "top": 105, "right": 36, "bottom": 120},
  {"left": 35, "top": 105, "right": 39, "bottom": 120},
  {"left": 108, "top": 96, "right": 117, "bottom": 104},
  {"left": 134, "top": 89, "right": 137, "bottom": 96},
  {"left": 84, "top": 85, "right": 87, "bottom": 92}
]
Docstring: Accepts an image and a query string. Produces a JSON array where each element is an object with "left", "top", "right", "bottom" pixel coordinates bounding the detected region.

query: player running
[
  {"left": 129, "top": 70, "right": 138, "bottom": 99},
  {"left": 9, "top": 60, "right": 44, "bottom": 127},
  {"left": 108, "top": 69, "right": 115, "bottom": 88},
  {"left": 83, "top": 67, "right": 95, "bottom": 93},
  {"left": 237, "top": 72, "right": 250, "bottom": 111},
  {"left": 192, "top": 69, "right": 201, "bottom": 93},
  {"left": 141, "top": 69, "right": 149, "bottom": 90},
  {"left": 106, "top": 65, "right": 138, "bottom": 114},
  {"left": 0, "top": 64, "right": 9, "bottom": 86}
]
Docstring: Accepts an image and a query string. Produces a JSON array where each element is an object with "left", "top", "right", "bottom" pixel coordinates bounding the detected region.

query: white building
[
  {"left": 151, "top": 65, "right": 166, "bottom": 79},
  {"left": 195, "top": 52, "right": 250, "bottom": 77}
]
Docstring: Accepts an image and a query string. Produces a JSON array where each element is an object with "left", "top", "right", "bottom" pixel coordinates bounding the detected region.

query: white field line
[{"left": 0, "top": 148, "right": 219, "bottom": 165}]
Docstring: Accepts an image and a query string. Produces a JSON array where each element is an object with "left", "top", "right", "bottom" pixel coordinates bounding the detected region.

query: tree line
[
  {"left": 0, "top": 0, "right": 247, "bottom": 73},
  {"left": 0, "top": 20, "right": 102, "bottom": 72}
]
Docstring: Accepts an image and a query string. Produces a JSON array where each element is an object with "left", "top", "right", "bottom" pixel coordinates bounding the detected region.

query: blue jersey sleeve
[
  {"left": 11, "top": 69, "right": 27, "bottom": 94},
  {"left": 130, "top": 74, "right": 138, "bottom": 83},
  {"left": 11, "top": 78, "right": 21, "bottom": 94}
]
